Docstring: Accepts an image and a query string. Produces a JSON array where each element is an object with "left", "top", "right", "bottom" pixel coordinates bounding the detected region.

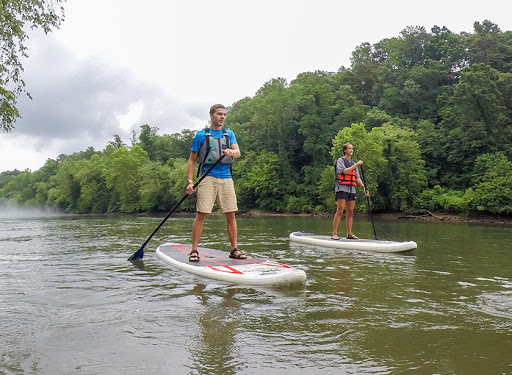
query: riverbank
[
  {"left": 244, "top": 209, "right": 512, "bottom": 225},
  {"left": 2, "top": 204, "right": 510, "bottom": 226}
]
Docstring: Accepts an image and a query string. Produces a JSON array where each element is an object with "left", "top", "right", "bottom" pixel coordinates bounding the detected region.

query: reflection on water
[
  {"left": 190, "top": 284, "right": 240, "bottom": 375},
  {"left": 0, "top": 214, "right": 511, "bottom": 374}
]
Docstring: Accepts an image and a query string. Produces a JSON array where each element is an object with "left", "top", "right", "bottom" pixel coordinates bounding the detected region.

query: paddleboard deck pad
[
  {"left": 156, "top": 243, "right": 306, "bottom": 286},
  {"left": 289, "top": 231, "right": 417, "bottom": 253}
]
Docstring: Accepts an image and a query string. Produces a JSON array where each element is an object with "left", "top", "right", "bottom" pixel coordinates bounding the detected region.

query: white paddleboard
[
  {"left": 289, "top": 231, "right": 417, "bottom": 253},
  {"left": 156, "top": 243, "right": 306, "bottom": 286}
]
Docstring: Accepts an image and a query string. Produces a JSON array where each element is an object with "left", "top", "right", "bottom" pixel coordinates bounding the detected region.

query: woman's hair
[{"left": 343, "top": 142, "right": 352, "bottom": 154}]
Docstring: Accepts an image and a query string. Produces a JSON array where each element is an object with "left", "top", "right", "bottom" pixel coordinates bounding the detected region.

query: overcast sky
[{"left": 1, "top": 0, "right": 512, "bottom": 172}]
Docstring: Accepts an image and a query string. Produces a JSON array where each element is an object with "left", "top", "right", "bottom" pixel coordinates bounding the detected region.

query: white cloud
[{"left": 116, "top": 100, "right": 144, "bottom": 131}]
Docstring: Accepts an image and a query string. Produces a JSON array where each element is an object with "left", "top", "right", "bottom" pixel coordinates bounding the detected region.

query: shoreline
[
  {"left": 2, "top": 205, "right": 510, "bottom": 226},
  {"left": 243, "top": 209, "right": 512, "bottom": 225}
]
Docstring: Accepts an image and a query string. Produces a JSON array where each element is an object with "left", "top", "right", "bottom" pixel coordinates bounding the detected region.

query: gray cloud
[{"left": 13, "top": 33, "right": 205, "bottom": 156}]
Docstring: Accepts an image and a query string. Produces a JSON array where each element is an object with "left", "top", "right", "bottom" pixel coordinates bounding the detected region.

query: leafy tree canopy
[{"left": 1, "top": 0, "right": 65, "bottom": 132}]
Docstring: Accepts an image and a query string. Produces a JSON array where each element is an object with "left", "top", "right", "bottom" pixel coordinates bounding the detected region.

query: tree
[
  {"left": 155, "top": 129, "right": 196, "bottom": 162},
  {"left": 415, "top": 119, "right": 447, "bottom": 187},
  {"left": 235, "top": 150, "right": 286, "bottom": 211},
  {"left": 138, "top": 160, "right": 176, "bottom": 212},
  {"left": 471, "top": 152, "right": 512, "bottom": 214},
  {"left": 105, "top": 134, "right": 127, "bottom": 154},
  {"left": 47, "top": 158, "right": 81, "bottom": 211},
  {"left": 1, "top": 0, "right": 65, "bottom": 131},
  {"left": 32, "top": 158, "right": 58, "bottom": 206},
  {"left": 349, "top": 42, "right": 380, "bottom": 105},
  {"left": 165, "top": 157, "right": 194, "bottom": 211},
  {"left": 0, "top": 169, "right": 22, "bottom": 189},
  {"left": 137, "top": 124, "right": 159, "bottom": 160},
  {"left": 426, "top": 25, "right": 468, "bottom": 73},
  {"left": 0, "top": 170, "right": 35, "bottom": 204},
  {"left": 374, "top": 123, "right": 427, "bottom": 211},
  {"left": 442, "top": 63, "right": 510, "bottom": 186},
  {"left": 74, "top": 155, "right": 109, "bottom": 213},
  {"left": 103, "top": 145, "right": 149, "bottom": 212},
  {"left": 468, "top": 20, "right": 512, "bottom": 73}
]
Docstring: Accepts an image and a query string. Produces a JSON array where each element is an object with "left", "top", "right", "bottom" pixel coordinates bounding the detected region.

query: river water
[{"left": 0, "top": 212, "right": 511, "bottom": 374}]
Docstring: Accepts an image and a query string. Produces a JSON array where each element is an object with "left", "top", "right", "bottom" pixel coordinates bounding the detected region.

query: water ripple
[{"left": 1, "top": 215, "right": 512, "bottom": 374}]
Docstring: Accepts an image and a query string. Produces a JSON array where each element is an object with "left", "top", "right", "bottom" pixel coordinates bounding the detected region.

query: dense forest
[{"left": 2, "top": 20, "right": 512, "bottom": 216}]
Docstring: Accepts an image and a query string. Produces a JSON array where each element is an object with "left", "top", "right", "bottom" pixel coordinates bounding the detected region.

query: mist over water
[{"left": 0, "top": 203, "right": 65, "bottom": 219}]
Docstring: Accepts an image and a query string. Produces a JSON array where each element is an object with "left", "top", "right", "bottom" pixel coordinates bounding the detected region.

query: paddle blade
[{"left": 128, "top": 245, "right": 145, "bottom": 261}]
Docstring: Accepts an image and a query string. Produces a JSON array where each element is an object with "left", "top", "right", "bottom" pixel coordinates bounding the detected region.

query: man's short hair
[{"left": 209, "top": 104, "right": 226, "bottom": 115}]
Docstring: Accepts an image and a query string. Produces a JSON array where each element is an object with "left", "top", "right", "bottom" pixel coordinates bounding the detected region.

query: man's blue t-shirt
[{"left": 191, "top": 128, "right": 237, "bottom": 178}]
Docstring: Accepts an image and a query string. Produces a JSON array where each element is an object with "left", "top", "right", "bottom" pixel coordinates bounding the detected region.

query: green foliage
[
  {"left": 47, "top": 158, "right": 80, "bottom": 211},
  {"left": 3, "top": 20, "right": 512, "bottom": 218},
  {"left": 104, "top": 145, "right": 149, "bottom": 212},
  {"left": 412, "top": 185, "right": 475, "bottom": 215},
  {"left": 286, "top": 196, "right": 313, "bottom": 214},
  {"left": 1, "top": 0, "right": 65, "bottom": 131},
  {"left": 0, "top": 169, "right": 22, "bottom": 189},
  {"left": 317, "top": 165, "right": 336, "bottom": 212},
  {"left": 442, "top": 63, "right": 511, "bottom": 186},
  {"left": 235, "top": 151, "right": 286, "bottom": 211},
  {"left": 74, "top": 155, "right": 108, "bottom": 213},
  {"left": 375, "top": 123, "right": 427, "bottom": 211},
  {"left": 415, "top": 120, "right": 447, "bottom": 187},
  {"left": 361, "top": 108, "right": 392, "bottom": 129},
  {"left": 470, "top": 152, "right": 512, "bottom": 214},
  {"left": 137, "top": 124, "right": 160, "bottom": 160},
  {"left": 468, "top": 21, "right": 512, "bottom": 73},
  {"left": 136, "top": 124, "right": 193, "bottom": 163},
  {"left": 349, "top": 42, "right": 380, "bottom": 105},
  {"left": 0, "top": 170, "right": 36, "bottom": 204},
  {"left": 166, "top": 158, "right": 195, "bottom": 212}
]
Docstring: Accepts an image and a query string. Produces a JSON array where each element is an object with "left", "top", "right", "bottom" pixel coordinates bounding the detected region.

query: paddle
[
  {"left": 359, "top": 164, "right": 378, "bottom": 240},
  {"left": 128, "top": 155, "right": 225, "bottom": 261}
]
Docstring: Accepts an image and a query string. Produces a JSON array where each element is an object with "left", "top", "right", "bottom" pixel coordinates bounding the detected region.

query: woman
[{"left": 332, "top": 142, "right": 369, "bottom": 240}]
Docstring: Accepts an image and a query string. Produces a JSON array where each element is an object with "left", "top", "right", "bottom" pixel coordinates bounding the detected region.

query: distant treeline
[{"left": 1, "top": 20, "right": 512, "bottom": 216}]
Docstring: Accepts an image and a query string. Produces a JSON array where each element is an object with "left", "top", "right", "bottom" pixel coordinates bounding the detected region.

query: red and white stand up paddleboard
[{"left": 156, "top": 243, "right": 306, "bottom": 286}]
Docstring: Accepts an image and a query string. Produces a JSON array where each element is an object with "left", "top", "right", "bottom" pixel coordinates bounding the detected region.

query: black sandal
[
  {"left": 189, "top": 250, "right": 200, "bottom": 262},
  {"left": 229, "top": 248, "right": 247, "bottom": 259}
]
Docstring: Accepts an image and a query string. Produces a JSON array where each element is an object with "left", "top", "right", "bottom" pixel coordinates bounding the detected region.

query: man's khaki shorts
[{"left": 196, "top": 176, "right": 238, "bottom": 214}]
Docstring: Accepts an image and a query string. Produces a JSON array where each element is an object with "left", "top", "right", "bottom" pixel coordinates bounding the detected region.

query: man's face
[{"left": 210, "top": 108, "right": 227, "bottom": 127}]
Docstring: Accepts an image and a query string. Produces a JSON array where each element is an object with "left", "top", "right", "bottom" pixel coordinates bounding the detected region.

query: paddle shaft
[
  {"left": 128, "top": 155, "right": 226, "bottom": 260},
  {"left": 359, "top": 164, "right": 378, "bottom": 240}
]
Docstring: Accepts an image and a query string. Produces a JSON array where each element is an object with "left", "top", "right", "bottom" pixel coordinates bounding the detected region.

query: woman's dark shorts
[{"left": 335, "top": 191, "right": 356, "bottom": 201}]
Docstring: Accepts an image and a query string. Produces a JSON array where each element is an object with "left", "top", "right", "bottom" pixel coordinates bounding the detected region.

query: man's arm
[{"left": 186, "top": 151, "right": 198, "bottom": 194}]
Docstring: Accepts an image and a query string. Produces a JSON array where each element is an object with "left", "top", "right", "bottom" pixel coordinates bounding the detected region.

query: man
[
  {"left": 332, "top": 142, "right": 369, "bottom": 240},
  {"left": 186, "top": 104, "right": 245, "bottom": 262}
]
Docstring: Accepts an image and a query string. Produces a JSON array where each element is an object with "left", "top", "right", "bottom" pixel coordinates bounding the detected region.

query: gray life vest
[{"left": 196, "top": 128, "right": 234, "bottom": 176}]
